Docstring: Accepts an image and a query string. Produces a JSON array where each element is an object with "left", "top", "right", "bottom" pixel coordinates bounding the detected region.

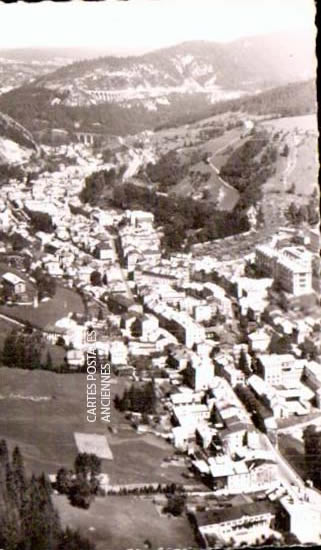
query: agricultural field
[
  {"left": 0, "top": 368, "right": 193, "bottom": 485},
  {"left": 262, "top": 114, "right": 317, "bottom": 134},
  {"left": 53, "top": 494, "right": 196, "bottom": 550},
  {"left": 74, "top": 432, "right": 114, "bottom": 460}
]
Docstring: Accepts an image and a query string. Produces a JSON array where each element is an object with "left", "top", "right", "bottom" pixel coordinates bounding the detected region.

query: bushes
[
  {"left": 145, "top": 150, "right": 187, "bottom": 190},
  {"left": 115, "top": 381, "right": 157, "bottom": 414},
  {"left": 28, "top": 210, "right": 55, "bottom": 233}
]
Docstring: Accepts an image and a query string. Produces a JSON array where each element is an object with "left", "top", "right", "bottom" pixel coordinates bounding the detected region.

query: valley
[{"left": 0, "top": 23, "right": 319, "bottom": 550}]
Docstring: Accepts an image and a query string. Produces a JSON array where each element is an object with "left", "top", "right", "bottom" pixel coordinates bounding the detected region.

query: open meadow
[
  {"left": 0, "top": 368, "right": 192, "bottom": 485},
  {"left": 53, "top": 494, "right": 196, "bottom": 550}
]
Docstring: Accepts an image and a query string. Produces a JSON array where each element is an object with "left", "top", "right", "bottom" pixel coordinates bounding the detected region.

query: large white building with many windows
[{"left": 255, "top": 245, "right": 312, "bottom": 296}]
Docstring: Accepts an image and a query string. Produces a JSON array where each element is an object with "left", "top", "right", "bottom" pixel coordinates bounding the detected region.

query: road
[
  {"left": 110, "top": 236, "right": 134, "bottom": 300},
  {"left": 208, "top": 160, "right": 237, "bottom": 193},
  {"left": 208, "top": 135, "right": 241, "bottom": 191}
]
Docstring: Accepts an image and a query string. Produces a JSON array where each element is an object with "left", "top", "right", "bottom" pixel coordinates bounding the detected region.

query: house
[
  {"left": 131, "top": 314, "right": 159, "bottom": 342},
  {"left": 109, "top": 340, "right": 128, "bottom": 365},
  {"left": 108, "top": 294, "right": 135, "bottom": 314},
  {"left": 307, "top": 228, "right": 320, "bottom": 254},
  {"left": 77, "top": 266, "right": 94, "bottom": 284},
  {"left": 95, "top": 242, "right": 115, "bottom": 262},
  {"left": 126, "top": 210, "right": 154, "bottom": 229},
  {"left": 194, "top": 501, "right": 276, "bottom": 546},
  {"left": 214, "top": 356, "right": 245, "bottom": 388},
  {"left": 208, "top": 455, "right": 278, "bottom": 495},
  {"left": 66, "top": 349, "right": 84, "bottom": 370},
  {"left": 220, "top": 422, "right": 249, "bottom": 455},
  {"left": 173, "top": 403, "right": 210, "bottom": 431},
  {"left": 44, "top": 260, "right": 64, "bottom": 278},
  {"left": 184, "top": 354, "right": 214, "bottom": 391},
  {"left": 120, "top": 313, "right": 137, "bottom": 332},
  {"left": 114, "top": 365, "right": 135, "bottom": 377},
  {"left": 2, "top": 272, "right": 26, "bottom": 296},
  {"left": 196, "top": 425, "right": 216, "bottom": 449},
  {"left": 248, "top": 329, "right": 271, "bottom": 353},
  {"left": 278, "top": 495, "right": 321, "bottom": 544},
  {"left": 172, "top": 425, "right": 194, "bottom": 451},
  {"left": 249, "top": 375, "right": 286, "bottom": 419},
  {"left": 168, "top": 314, "right": 206, "bottom": 349}
]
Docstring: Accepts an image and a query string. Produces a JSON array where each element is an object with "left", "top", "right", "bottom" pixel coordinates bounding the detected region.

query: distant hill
[
  {"left": 0, "top": 31, "right": 316, "bottom": 140},
  {"left": 0, "top": 112, "right": 37, "bottom": 150},
  {"left": 36, "top": 30, "right": 315, "bottom": 95},
  {"left": 0, "top": 111, "right": 38, "bottom": 165}
]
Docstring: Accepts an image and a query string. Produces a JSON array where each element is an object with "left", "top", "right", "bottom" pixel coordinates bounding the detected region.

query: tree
[
  {"left": 307, "top": 199, "right": 319, "bottom": 226},
  {"left": 1, "top": 330, "right": 18, "bottom": 367},
  {"left": 90, "top": 271, "right": 102, "bottom": 286},
  {"left": 114, "top": 394, "right": 121, "bottom": 410},
  {"left": 11, "top": 233, "right": 28, "bottom": 252},
  {"left": 256, "top": 206, "right": 265, "bottom": 226},
  {"left": 299, "top": 339, "right": 318, "bottom": 361},
  {"left": 303, "top": 425, "right": 321, "bottom": 487},
  {"left": 69, "top": 478, "right": 93, "bottom": 509},
  {"left": 268, "top": 333, "right": 292, "bottom": 354},
  {"left": 56, "top": 467, "right": 73, "bottom": 495},
  {"left": 74, "top": 452, "right": 101, "bottom": 495},
  {"left": 286, "top": 202, "right": 301, "bottom": 225},
  {"left": 45, "top": 351, "right": 53, "bottom": 370},
  {"left": 119, "top": 381, "right": 157, "bottom": 415},
  {"left": 33, "top": 267, "right": 57, "bottom": 299},
  {"left": 12, "top": 446, "right": 26, "bottom": 506},
  {"left": 29, "top": 211, "right": 55, "bottom": 234},
  {"left": 163, "top": 493, "right": 186, "bottom": 516},
  {"left": 238, "top": 348, "right": 251, "bottom": 376}
]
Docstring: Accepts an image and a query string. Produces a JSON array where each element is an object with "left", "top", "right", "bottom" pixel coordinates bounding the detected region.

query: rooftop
[{"left": 196, "top": 501, "right": 275, "bottom": 527}]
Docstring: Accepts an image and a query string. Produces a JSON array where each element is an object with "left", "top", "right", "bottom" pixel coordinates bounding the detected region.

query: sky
[{"left": 0, "top": 0, "right": 316, "bottom": 53}]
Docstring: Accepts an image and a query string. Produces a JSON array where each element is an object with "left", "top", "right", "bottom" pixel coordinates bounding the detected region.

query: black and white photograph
[{"left": 0, "top": 0, "right": 319, "bottom": 548}]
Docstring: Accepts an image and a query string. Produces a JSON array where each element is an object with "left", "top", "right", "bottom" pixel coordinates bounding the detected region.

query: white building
[
  {"left": 255, "top": 245, "right": 313, "bottom": 296},
  {"left": 185, "top": 353, "right": 214, "bottom": 391},
  {"left": 257, "top": 354, "right": 306, "bottom": 387}
]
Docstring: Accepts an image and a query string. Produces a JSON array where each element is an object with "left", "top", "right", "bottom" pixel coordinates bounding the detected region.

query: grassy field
[
  {"left": 288, "top": 135, "right": 318, "bottom": 196},
  {"left": 173, "top": 157, "right": 239, "bottom": 211},
  {"left": 262, "top": 114, "right": 317, "bottom": 134},
  {"left": 0, "top": 368, "right": 191, "bottom": 485},
  {"left": 0, "top": 284, "right": 84, "bottom": 329},
  {"left": 53, "top": 494, "right": 196, "bottom": 550}
]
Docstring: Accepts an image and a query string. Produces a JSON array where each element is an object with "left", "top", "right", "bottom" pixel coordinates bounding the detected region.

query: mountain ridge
[{"left": 34, "top": 30, "right": 315, "bottom": 94}]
